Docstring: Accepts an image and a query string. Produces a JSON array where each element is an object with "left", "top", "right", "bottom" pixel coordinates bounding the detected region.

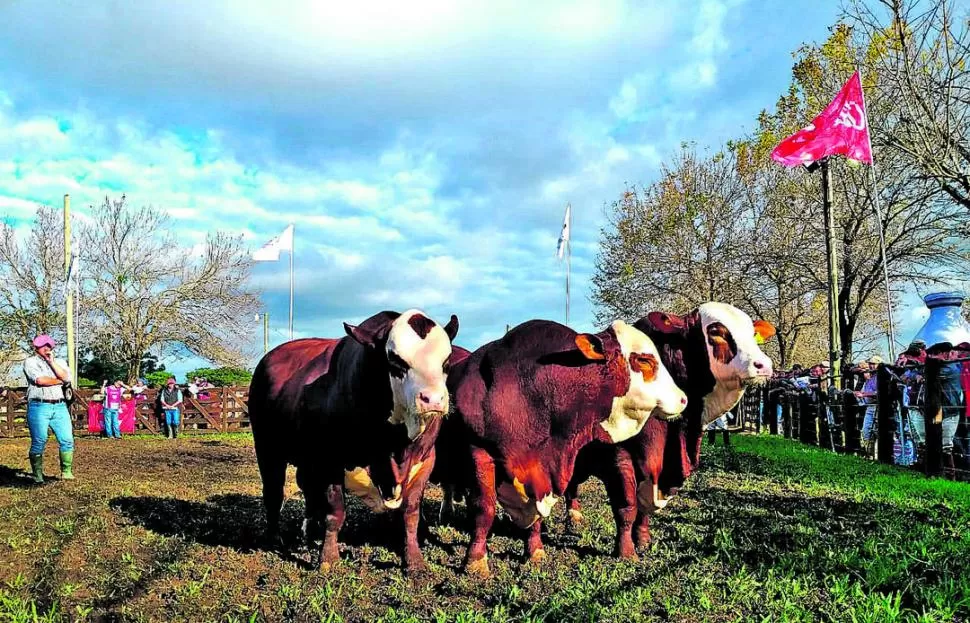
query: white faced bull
[
  {"left": 345, "top": 309, "right": 459, "bottom": 442},
  {"left": 599, "top": 320, "right": 688, "bottom": 443}
]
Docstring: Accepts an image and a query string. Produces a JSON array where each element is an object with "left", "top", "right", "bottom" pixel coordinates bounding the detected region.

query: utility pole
[
  {"left": 64, "top": 194, "right": 76, "bottom": 385},
  {"left": 820, "top": 159, "right": 842, "bottom": 389}
]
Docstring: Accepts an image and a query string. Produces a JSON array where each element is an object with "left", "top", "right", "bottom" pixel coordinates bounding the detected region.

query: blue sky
[{"left": 0, "top": 1, "right": 939, "bottom": 376}]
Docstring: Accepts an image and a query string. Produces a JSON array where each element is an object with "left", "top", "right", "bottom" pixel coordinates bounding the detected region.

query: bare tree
[
  {"left": 592, "top": 145, "right": 750, "bottom": 321},
  {"left": 82, "top": 196, "right": 261, "bottom": 381},
  {"left": 844, "top": 0, "right": 970, "bottom": 210},
  {"left": 789, "top": 25, "right": 970, "bottom": 365},
  {"left": 0, "top": 206, "right": 66, "bottom": 378}
]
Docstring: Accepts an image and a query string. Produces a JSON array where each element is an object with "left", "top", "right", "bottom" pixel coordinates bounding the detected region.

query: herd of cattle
[{"left": 248, "top": 304, "right": 776, "bottom": 575}]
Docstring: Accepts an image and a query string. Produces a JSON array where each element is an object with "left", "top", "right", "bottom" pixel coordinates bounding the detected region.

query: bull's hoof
[
  {"left": 613, "top": 543, "right": 639, "bottom": 561},
  {"left": 464, "top": 555, "right": 490, "bottom": 578},
  {"left": 404, "top": 552, "right": 427, "bottom": 575},
  {"left": 634, "top": 532, "right": 651, "bottom": 551},
  {"left": 566, "top": 509, "right": 584, "bottom": 533},
  {"left": 527, "top": 549, "right": 546, "bottom": 565},
  {"left": 263, "top": 531, "right": 285, "bottom": 552}
]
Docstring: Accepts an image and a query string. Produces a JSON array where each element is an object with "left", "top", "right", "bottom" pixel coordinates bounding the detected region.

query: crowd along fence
[
  {"left": 729, "top": 349, "right": 970, "bottom": 482},
  {"left": 0, "top": 387, "right": 250, "bottom": 437}
]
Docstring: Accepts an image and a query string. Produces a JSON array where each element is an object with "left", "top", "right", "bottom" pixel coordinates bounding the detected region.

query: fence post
[
  {"left": 783, "top": 396, "right": 792, "bottom": 439},
  {"left": 818, "top": 390, "right": 832, "bottom": 450},
  {"left": 799, "top": 391, "right": 817, "bottom": 445},
  {"left": 767, "top": 387, "right": 779, "bottom": 436},
  {"left": 876, "top": 364, "right": 895, "bottom": 465},
  {"left": 842, "top": 391, "right": 860, "bottom": 453},
  {"left": 221, "top": 388, "right": 229, "bottom": 433},
  {"left": 923, "top": 358, "right": 944, "bottom": 477}
]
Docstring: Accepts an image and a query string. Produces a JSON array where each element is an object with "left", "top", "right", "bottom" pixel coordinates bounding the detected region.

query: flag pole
[
  {"left": 565, "top": 203, "right": 571, "bottom": 326},
  {"left": 64, "top": 194, "right": 77, "bottom": 386},
  {"left": 288, "top": 224, "right": 294, "bottom": 341},
  {"left": 817, "top": 158, "right": 842, "bottom": 389},
  {"left": 857, "top": 68, "right": 896, "bottom": 361}
]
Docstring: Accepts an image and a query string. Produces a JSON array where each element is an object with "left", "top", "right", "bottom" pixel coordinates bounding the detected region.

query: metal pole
[
  {"left": 263, "top": 312, "right": 269, "bottom": 354},
  {"left": 565, "top": 205, "right": 571, "bottom": 326},
  {"left": 857, "top": 66, "right": 897, "bottom": 361},
  {"left": 820, "top": 159, "right": 842, "bottom": 389},
  {"left": 64, "top": 194, "right": 76, "bottom": 385},
  {"left": 288, "top": 226, "right": 294, "bottom": 341}
]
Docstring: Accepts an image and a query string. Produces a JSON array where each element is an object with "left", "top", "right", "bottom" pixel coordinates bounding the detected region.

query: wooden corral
[{"left": 0, "top": 387, "right": 250, "bottom": 437}]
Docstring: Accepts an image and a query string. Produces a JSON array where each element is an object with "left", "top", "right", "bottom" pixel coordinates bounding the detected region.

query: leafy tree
[
  {"left": 144, "top": 371, "right": 173, "bottom": 387},
  {"left": 78, "top": 347, "right": 165, "bottom": 384},
  {"left": 185, "top": 367, "right": 253, "bottom": 387}
]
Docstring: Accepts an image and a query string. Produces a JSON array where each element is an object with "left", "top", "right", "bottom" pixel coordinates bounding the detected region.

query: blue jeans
[
  {"left": 27, "top": 401, "right": 75, "bottom": 455},
  {"left": 103, "top": 408, "right": 121, "bottom": 438},
  {"left": 164, "top": 409, "right": 180, "bottom": 427}
]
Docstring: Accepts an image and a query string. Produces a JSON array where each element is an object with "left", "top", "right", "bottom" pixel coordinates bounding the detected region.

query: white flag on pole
[
  {"left": 556, "top": 204, "right": 570, "bottom": 260},
  {"left": 252, "top": 224, "right": 294, "bottom": 262},
  {"left": 64, "top": 253, "right": 79, "bottom": 296}
]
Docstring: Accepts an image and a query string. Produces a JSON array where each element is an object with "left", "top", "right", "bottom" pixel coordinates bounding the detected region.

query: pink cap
[{"left": 31, "top": 334, "right": 55, "bottom": 348}]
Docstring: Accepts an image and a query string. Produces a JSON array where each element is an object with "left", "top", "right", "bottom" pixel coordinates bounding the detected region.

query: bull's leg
[
  {"left": 564, "top": 478, "right": 584, "bottom": 533},
  {"left": 402, "top": 452, "right": 435, "bottom": 573},
  {"left": 255, "top": 451, "right": 287, "bottom": 549},
  {"left": 464, "top": 447, "right": 496, "bottom": 577},
  {"left": 438, "top": 484, "right": 456, "bottom": 525},
  {"left": 604, "top": 452, "right": 639, "bottom": 560},
  {"left": 525, "top": 520, "right": 546, "bottom": 564},
  {"left": 296, "top": 465, "right": 323, "bottom": 543},
  {"left": 320, "top": 482, "right": 346, "bottom": 571},
  {"left": 633, "top": 471, "right": 659, "bottom": 551}
]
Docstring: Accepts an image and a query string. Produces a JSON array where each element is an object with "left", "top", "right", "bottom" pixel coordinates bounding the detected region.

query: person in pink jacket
[{"left": 103, "top": 379, "right": 128, "bottom": 439}]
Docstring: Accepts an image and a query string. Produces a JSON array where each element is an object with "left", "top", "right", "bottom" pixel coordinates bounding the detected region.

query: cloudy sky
[{"left": 0, "top": 1, "right": 935, "bottom": 375}]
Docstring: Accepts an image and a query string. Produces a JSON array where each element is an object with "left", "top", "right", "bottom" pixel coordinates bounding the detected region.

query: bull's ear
[
  {"left": 344, "top": 322, "right": 380, "bottom": 348},
  {"left": 753, "top": 320, "right": 776, "bottom": 344},
  {"left": 575, "top": 333, "right": 607, "bottom": 361},
  {"left": 443, "top": 314, "right": 459, "bottom": 341},
  {"left": 647, "top": 311, "right": 686, "bottom": 335}
]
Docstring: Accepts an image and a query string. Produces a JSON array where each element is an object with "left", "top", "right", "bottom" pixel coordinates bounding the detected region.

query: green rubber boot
[
  {"left": 59, "top": 451, "right": 75, "bottom": 480},
  {"left": 28, "top": 453, "right": 44, "bottom": 484}
]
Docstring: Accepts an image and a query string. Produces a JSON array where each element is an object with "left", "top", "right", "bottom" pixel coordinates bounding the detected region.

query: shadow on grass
[
  {"left": 109, "top": 493, "right": 451, "bottom": 570},
  {"left": 0, "top": 464, "right": 41, "bottom": 489}
]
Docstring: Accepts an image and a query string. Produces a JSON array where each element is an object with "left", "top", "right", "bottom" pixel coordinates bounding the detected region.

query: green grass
[{"left": 0, "top": 434, "right": 968, "bottom": 621}]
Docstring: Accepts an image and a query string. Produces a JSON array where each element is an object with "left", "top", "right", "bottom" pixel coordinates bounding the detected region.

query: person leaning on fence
[
  {"left": 103, "top": 379, "right": 129, "bottom": 440},
  {"left": 859, "top": 356, "right": 882, "bottom": 454},
  {"left": 22, "top": 334, "right": 75, "bottom": 483},
  {"left": 159, "top": 376, "right": 183, "bottom": 439}
]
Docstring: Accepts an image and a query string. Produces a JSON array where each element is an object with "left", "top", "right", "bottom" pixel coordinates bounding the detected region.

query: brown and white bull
[
  {"left": 565, "top": 302, "right": 775, "bottom": 557},
  {"left": 435, "top": 318, "right": 687, "bottom": 576},
  {"left": 248, "top": 309, "right": 459, "bottom": 572}
]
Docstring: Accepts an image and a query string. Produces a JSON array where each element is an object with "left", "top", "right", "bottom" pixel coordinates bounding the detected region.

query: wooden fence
[
  {"left": 0, "top": 387, "right": 250, "bottom": 438},
  {"left": 752, "top": 353, "right": 970, "bottom": 482}
]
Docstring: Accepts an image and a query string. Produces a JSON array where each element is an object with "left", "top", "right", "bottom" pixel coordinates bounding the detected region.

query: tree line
[
  {"left": 593, "top": 0, "right": 970, "bottom": 370},
  {"left": 0, "top": 195, "right": 261, "bottom": 383}
]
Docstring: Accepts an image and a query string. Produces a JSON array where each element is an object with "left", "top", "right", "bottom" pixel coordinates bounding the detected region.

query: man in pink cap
[{"left": 22, "top": 334, "right": 75, "bottom": 483}]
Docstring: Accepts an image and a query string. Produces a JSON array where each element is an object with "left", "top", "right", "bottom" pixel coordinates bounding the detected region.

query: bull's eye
[
  {"left": 630, "top": 353, "right": 658, "bottom": 382},
  {"left": 387, "top": 351, "right": 410, "bottom": 379},
  {"left": 442, "top": 355, "right": 452, "bottom": 374}
]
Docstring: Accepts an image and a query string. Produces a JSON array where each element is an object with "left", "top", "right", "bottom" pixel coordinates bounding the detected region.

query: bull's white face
[
  {"left": 698, "top": 302, "right": 774, "bottom": 390},
  {"left": 601, "top": 320, "right": 688, "bottom": 443},
  {"left": 384, "top": 309, "right": 453, "bottom": 440}
]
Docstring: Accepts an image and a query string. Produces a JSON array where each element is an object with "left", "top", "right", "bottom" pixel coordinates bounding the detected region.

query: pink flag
[{"left": 771, "top": 71, "right": 873, "bottom": 167}]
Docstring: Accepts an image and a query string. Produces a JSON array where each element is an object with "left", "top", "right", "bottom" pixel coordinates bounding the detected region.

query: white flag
[
  {"left": 252, "top": 224, "right": 294, "bottom": 262},
  {"left": 64, "top": 253, "right": 79, "bottom": 296},
  {"left": 556, "top": 204, "right": 570, "bottom": 260}
]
